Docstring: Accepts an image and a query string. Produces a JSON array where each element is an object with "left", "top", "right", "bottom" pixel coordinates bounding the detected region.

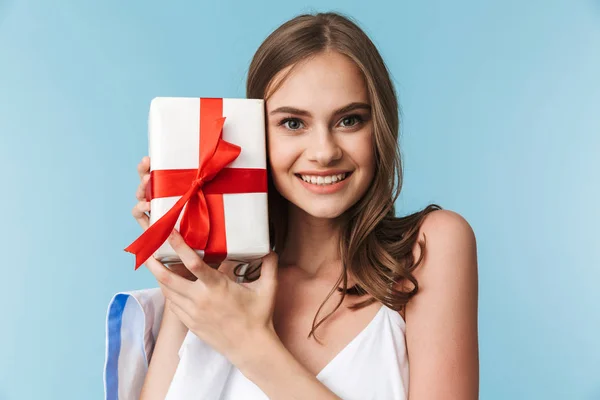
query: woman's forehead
[{"left": 266, "top": 52, "right": 369, "bottom": 113}]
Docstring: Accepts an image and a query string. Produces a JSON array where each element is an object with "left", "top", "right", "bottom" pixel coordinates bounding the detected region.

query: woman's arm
[
  {"left": 405, "top": 210, "right": 480, "bottom": 399},
  {"left": 139, "top": 298, "right": 188, "bottom": 400}
]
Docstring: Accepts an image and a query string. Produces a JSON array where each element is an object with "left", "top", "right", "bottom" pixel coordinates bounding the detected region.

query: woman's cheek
[
  {"left": 268, "top": 139, "right": 292, "bottom": 185},
  {"left": 355, "top": 130, "right": 376, "bottom": 172}
]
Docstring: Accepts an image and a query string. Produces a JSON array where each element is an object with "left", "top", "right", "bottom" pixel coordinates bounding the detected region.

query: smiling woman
[{"left": 133, "top": 11, "right": 479, "bottom": 400}]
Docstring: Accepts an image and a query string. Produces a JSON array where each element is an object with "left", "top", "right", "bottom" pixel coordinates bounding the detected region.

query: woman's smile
[{"left": 295, "top": 170, "right": 353, "bottom": 194}]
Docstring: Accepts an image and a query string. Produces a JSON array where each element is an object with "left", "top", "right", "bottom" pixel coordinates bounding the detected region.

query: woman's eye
[
  {"left": 339, "top": 115, "right": 363, "bottom": 128},
  {"left": 280, "top": 118, "right": 304, "bottom": 130}
]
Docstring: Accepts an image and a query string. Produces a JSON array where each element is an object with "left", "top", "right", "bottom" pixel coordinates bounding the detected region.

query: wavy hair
[{"left": 239, "top": 12, "right": 441, "bottom": 340}]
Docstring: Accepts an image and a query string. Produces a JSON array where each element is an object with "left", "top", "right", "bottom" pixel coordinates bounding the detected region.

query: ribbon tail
[
  {"left": 125, "top": 187, "right": 195, "bottom": 270},
  {"left": 180, "top": 191, "right": 210, "bottom": 250}
]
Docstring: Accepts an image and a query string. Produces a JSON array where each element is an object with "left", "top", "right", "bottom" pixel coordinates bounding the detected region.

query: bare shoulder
[
  {"left": 417, "top": 208, "right": 477, "bottom": 258},
  {"left": 404, "top": 209, "right": 480, "bottom": 399},
  {"left": 400, "top": 209, "right": 477, "bottom": 291},
  {"left": 408, "top": 208, "right": 478, "bottom": 316}
]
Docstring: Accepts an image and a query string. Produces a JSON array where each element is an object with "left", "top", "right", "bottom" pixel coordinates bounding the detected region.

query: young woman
[{"left": 133, "top": 12, "right": 479, "bottom": 400}]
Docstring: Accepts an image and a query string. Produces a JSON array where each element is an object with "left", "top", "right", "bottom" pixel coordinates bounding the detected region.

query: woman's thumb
[{"left": 257, "top": 251, "right": 278, "bottom": 290}]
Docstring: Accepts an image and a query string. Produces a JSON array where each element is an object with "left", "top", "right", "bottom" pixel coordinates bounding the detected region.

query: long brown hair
[{"left": 241, "top": 12, "right": 441, "bottom": 340}]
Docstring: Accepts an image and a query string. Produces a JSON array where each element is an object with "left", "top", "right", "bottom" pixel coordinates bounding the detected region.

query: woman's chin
[{"left": 296, "top": 203, "right": 347, "bottom": 220}]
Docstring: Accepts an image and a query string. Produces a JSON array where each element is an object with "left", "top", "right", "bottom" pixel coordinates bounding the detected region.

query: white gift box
[{"left": 144, "top": 97, "right": 270, "bottom": 265}]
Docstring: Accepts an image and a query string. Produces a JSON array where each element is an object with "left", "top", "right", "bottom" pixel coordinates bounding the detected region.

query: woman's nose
[{"left": 307, "top": 129, "right": 343, "bottom": 166}]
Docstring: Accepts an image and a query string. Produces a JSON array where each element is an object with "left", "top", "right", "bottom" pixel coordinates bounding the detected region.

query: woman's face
[{"left": 266, "top": 51, "right": 375, "bottom": 219}]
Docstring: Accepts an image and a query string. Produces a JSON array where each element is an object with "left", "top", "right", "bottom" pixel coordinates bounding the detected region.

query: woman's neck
[{"left": 279, "top": 204, "right": 344, "bottom": 278}]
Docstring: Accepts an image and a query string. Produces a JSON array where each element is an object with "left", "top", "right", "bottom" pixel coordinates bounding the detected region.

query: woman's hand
[
  {"left": 132, "top": 156, "right": 196, "bottom": 281},
  {"left": 143, "top": 230, "right": 279, "bottom": 367},
  {"left": 132, "top": 156, "right": 152, "bottom": 229}
]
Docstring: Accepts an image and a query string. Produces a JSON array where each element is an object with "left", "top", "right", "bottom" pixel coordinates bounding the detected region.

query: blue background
[{"left": 1, "top": 0, "right": 598, "bottom": 399}]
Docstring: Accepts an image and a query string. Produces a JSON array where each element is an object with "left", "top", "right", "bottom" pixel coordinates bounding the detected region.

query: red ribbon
[{"left": 125, "top": 98, "right": 267, "bottom": 269}]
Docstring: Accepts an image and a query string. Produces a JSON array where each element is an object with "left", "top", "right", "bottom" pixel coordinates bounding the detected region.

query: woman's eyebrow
[
  {"left": 333, "top": 102, "right": 371, "bottom": 116},
  {"left": 269, "top": 106, "right": 311, "bottom": 116},
  {"left": 269, "top": 102, "right": 371, "bottom": 117}
]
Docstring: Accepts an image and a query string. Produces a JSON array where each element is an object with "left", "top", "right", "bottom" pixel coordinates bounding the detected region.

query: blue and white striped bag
[{"left": 103, "top": 288, "right": 165, "bottom": 400}]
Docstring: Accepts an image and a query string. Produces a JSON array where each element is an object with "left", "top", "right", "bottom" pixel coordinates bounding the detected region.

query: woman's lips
[{"left": 295, "top": 172, "right": 352, "bottom": 194}]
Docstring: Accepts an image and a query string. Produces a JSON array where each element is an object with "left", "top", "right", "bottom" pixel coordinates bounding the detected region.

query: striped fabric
[{"left": 103, "top": 288, "right": 165, "bottom": 400}]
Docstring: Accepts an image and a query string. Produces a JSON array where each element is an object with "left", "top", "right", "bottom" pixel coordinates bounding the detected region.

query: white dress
[
  {"left": 167, "top": 304, "right": 410, "bottom": 399},
  {"left": 104, "top": 289, "right": 409, "bottom": 400}
]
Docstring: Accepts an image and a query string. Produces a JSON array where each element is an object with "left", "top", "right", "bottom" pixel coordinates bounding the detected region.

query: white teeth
[{"left": 299, "top": 173, "right": 348, "bottom": 186}]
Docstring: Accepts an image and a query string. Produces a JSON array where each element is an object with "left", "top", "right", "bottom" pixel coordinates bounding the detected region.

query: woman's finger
[
  {"left": 217, "top": 261, "right": 246, "bottom": 282},
  {"left": 132, "top": 201, "right": 150, "bottom": 230},
  {"left": 157, "top": 281, "right": 195, "bottom": 315},
  {"left": 169, "top": 262, "right": 198, "bottom": 281},
  {"left": 137, "top": 156, "right": 150, "bottom": 180},
  {"left": 167, "top": 229, "right": 220, "bottom": 285},
  {"left": 145, "top": 256, "right": 194, "bottom": 298},
  {"left": 256, "top": 252, "right": 279, "bottom": 294},
  {"left": 136, "top": 174, "right": 151, "bottom": 201}
]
